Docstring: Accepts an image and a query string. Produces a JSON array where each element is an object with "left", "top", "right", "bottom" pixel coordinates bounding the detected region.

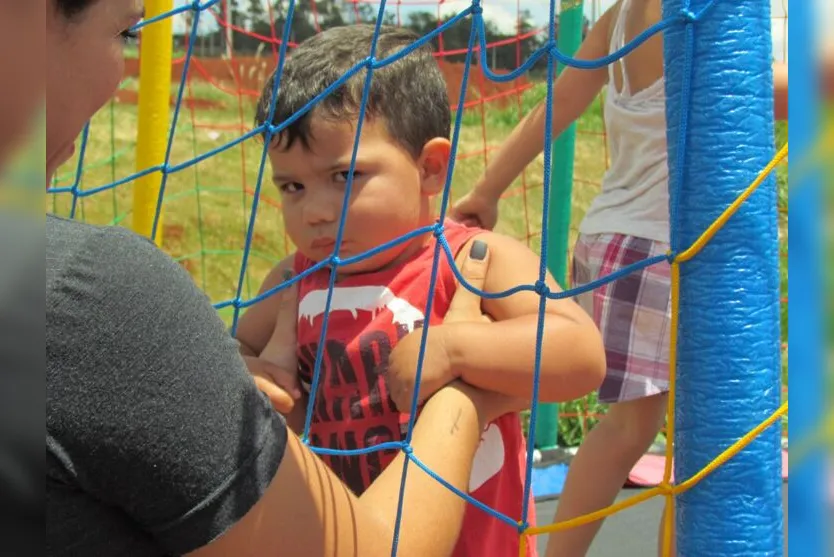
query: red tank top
[{"left": 294, "top": 219, "right": 537, "bottom": 557}]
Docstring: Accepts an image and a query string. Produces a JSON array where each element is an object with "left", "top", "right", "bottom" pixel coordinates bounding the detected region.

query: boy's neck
[{"left": 335, "top": 223, "right": 437, "bottom": 281}]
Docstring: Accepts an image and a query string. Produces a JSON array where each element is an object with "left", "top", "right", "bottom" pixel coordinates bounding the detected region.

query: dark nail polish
[
  {"left": 282, "top": 269, "right": 293, "bottom": 281},
  {"left": 470, "top": 240, "right": 487, "bottom": 261}
]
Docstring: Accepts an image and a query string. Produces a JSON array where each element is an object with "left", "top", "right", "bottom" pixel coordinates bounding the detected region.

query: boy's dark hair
[{"left": 255, "top": 24, "right": 451, "bottom": 158}]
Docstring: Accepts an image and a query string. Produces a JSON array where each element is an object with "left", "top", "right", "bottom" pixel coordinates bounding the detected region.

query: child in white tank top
[{"left": 451, "top": 1, "right": 789, "bottom": 555}]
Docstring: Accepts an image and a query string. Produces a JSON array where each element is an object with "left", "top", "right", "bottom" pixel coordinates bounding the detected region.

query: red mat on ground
[{"left": 625, "top": 450, "right": 789, "bottom": 487}]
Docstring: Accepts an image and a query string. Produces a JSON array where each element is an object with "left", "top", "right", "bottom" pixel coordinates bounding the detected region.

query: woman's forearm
[
  {"left": 359, "top": 382, "right": 494, "bottom": 556},
  {"left": 202, "top": 382, "right": 501, "bottom": 557},
  {"left": 476, "top": 104, "right": 551, "bottom": 201},
  {"left": 474, "top": 31, "right": 610, "bottom": 201}
]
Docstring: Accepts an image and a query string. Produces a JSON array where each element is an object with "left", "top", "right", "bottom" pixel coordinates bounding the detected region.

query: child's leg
[
  {"left": 544, "top": 393, "right": 667, "bottom": 557},
  {"left": 547, "top": 233, "right": 672, "bottom": 557}
]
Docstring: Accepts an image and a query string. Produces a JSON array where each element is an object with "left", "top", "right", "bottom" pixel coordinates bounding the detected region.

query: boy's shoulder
[
  {"left": 261, "top": 253, "right": 298, "bottom": 289},
  {"left": 446, "top": 225, "right": 528, "bottom": 266}
]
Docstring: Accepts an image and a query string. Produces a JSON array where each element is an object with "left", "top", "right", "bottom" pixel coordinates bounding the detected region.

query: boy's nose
[{"left": 302, "top": 193, "right": 339, "bottom": 226}]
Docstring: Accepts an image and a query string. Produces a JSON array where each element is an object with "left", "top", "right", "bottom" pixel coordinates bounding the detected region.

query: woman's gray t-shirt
[{"left": 46, "top": 215, "right": 288, "bottom": 555}]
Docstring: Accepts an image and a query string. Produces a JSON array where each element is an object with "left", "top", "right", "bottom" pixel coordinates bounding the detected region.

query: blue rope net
[{"left": 46, "top": 0, "right": 783, "bottom": 554}]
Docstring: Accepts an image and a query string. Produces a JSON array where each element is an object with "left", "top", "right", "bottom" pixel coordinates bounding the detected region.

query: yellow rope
[
  {"left": 518, "top": 143, "right": 790, "bottom": 550},
  {"left": 672, "top": 402, "right": 787, "bottom": 494},
  {"left": 676, "top": 143, "right": 788, "bottom": 263},
  {"left": 522, "top": 403, "right": 786, "bottom": 539},
  {"left": 523, "top": 486, "right": 665, "bottom": 536},
  {"left": 660, "top": 262, "right": 679, "bottom": 557}
]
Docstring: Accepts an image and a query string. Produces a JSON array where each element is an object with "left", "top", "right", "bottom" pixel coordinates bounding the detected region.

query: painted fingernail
[
  {"left": 282, "top": 269, "right": 293, "bottom": 281},
  {"left": 470, "top": 240, "right": 487, "bottom": 261}
]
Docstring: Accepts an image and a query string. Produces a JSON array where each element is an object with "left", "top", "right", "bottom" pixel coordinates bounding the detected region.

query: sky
[{"left": 172, "top": 0, "right": 796, "bottom": 62}]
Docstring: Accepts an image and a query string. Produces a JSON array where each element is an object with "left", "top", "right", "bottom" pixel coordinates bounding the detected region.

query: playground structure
[{"left": 47, "top": 0, "right": 791, "bottom": 554}]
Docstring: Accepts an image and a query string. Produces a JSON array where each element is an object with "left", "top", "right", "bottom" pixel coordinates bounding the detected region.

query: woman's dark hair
[{"left": 54, "top": 0, "right": 98, "bottom": 18}]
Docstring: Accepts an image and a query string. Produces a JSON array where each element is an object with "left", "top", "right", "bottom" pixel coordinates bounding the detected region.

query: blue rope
[
  {"left": 149, "top": 6, "right": 205, "bottom": 243},
  {"left": 388, "top": 7, "right": 482, "bottom": 555},
  {"left": 517, "top": 0, "right": 558, "bottom": 528},
  {"left": 229, "top": 0, "right": 299, "bottom": 338},
  {"left": 68, "top": 123, "right": 90, "bottom": 219},
  {"left": 48, "top": 0, "right": 716, "bottom": 544},
  {"left": 668, "top": 3, "right": 698, "bottom": 254}
]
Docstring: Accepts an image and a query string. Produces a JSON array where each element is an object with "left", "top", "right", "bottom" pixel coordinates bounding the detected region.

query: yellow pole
[{"left": 132, "top": 0, "right": 173, "bottom": 246}]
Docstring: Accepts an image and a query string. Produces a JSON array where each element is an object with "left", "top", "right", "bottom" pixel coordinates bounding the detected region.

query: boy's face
[{"left": 269, "top": 116, "right": 450, "bottom": 275}]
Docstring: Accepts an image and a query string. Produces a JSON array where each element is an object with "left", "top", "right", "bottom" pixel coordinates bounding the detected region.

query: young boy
[{"left": 235, "top": 24, "right": 606, "bottom": 557}]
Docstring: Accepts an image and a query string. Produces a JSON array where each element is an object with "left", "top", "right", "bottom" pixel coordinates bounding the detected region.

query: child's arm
[
  {"left": 450, "top": 4, "right": 618, "bottom": 230},
  {"left": 387, "top": 234, "right": 606, "bottom": 412},
  {"left": 235, "top": 256, "right": 295, "bottom": 357},
  {"left": 236, "top": 255, "right": 303, "bottom": 414}
]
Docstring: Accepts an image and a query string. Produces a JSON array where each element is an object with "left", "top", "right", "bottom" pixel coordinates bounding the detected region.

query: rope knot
[
  {"left": 470, "top": 0, "right": 483, "bottom": 15},
  {"left": 432, "top": 221, "right": 445, "bottom": 237},
  {"left": 402, "top": 443, "right": 414, "bottom": 456},
  {"left": 534, "top": 280, "right": 550, "bottom": 297},
  {"left": 679, "top": 8, "right": 696, "bottom": 22}
]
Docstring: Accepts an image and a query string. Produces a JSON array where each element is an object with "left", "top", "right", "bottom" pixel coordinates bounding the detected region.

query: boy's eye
[{"left": 278, "top": 182, "right": 303, "bottom": 194}]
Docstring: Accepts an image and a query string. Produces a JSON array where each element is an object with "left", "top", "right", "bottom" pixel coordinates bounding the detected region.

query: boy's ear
[{"left": 417, "top": 137, "right": 451, "bottom": 195}]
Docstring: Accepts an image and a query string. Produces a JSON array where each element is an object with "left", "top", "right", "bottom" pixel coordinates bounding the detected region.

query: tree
[{"left": 248, "top": 0, "right": 265, "bottom": 28}]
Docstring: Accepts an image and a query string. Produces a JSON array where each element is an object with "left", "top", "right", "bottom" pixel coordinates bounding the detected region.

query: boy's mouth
[{"left": 310, "top": 238, "right": 337, "bottom": 251}]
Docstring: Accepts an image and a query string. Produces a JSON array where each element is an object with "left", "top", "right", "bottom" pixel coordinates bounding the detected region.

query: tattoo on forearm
[{"left": 451, "top": 408, "right": 462, "bottom": 435}]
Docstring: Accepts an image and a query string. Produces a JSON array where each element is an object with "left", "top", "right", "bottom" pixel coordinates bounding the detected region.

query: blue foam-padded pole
[
  {"left": 786, "top": 0, "right": 826, "bottom": 555},
  {"left": 662, "top": 1, "right": 784, "bottom": 556}
]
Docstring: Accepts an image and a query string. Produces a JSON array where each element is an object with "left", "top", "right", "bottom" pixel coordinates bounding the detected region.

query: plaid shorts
[{"left": 571, "top": 233, "right": 672, "bottom": 404}]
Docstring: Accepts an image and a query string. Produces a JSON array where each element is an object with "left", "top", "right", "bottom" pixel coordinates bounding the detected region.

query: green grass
[
  {"left": 48, "top": 82, "right": 607, "bottom": 312},
  {"left": 48, "top": 81, "right": 790, "bottom": 447}
]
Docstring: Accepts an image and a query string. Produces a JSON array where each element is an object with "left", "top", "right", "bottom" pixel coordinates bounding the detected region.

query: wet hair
[
  {"left": 54, "top": 0, "right": 98, "bottom": 19},
  {"left": 255, "top": 24, "right": 451, "bottom": 158}
]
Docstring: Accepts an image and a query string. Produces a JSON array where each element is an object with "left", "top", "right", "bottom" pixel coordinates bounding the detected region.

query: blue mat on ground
[{"left": 531, "top": 462, "right": 569, "bottom": 502}]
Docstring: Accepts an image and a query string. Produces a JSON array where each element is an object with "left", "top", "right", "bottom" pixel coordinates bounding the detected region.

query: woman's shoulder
[
  {"left": 47, "top": 214, "right": 148, "bottom": 255},
  {"left": 47, "top": 215, "right": 175, "bottom": 275},
  {"left": 46, "top": 215, "right": 200, "bottom": 311}
]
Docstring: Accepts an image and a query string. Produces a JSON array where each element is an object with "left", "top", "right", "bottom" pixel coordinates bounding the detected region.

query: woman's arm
[
  {"left": 451, "top": 4, "right": 617, "bottom": 229},
  {"left": 188, "top": 381, "right": 516, "bottom": 557}
]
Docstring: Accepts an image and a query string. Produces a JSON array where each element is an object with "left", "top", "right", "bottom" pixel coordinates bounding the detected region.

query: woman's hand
[{"left": 449, "top": 190, "right": 500, "bottom": 231}]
